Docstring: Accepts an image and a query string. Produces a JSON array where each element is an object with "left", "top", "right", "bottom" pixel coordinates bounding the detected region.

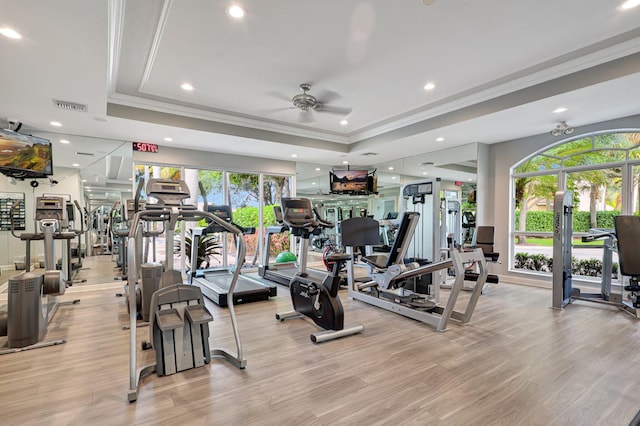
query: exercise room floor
[{"left": 1, "top": 255, "right": 639, "bottom": 425}]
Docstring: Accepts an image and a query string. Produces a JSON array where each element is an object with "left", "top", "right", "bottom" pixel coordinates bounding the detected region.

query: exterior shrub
[
  {"left": 515, "top": 210, "right": 620, "bottom": 232},
  {"left": 514, "top": 252, "right": 618, "bottom": 278}
]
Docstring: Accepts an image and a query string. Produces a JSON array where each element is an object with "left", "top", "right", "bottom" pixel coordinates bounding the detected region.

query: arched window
[{"left": 510, "top": 131, "right": 640, "bottom": 279}]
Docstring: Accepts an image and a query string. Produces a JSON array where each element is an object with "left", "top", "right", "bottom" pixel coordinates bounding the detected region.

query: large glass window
[
  {"left": 133, "top": 163, "right": 294, "bottom": 273},
  {"left": 511, "top": 132, "right": 640, "bottom": 280},
  {"left": 263, "top": 174, "right": 292, "bottom": 263}
]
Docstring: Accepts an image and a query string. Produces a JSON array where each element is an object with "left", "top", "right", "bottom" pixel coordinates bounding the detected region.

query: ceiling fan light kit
[{"left": 292, "top": 84, "right": 318, "bottom": 111}]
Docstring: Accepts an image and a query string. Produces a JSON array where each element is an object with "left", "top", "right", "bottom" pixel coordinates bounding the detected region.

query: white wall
[
  {"left": 488, "top": 113, "right": 640, "bottom": 287},
  {"left": 0, "top": 166, "right": 82, "bottom": 272},
  {"left": 133, "top": 146, "right": 296, "bottom": 176}
]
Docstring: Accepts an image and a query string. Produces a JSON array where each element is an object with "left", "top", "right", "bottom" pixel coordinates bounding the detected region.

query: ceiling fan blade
[
  {"left": 258, "top": 107, "right": 293, "bottom": 115},
  {"left": 265, "top": 90, "right": 293, "bottom": 103},
  {"left": 317, "top": 105, "right": 353, "bottom": 115},
  {"left": 315, "top": 89, "right": 342, "bottom": 105},
  {"left": 298, "top": 110, "right": 316, "bottom": 123}
]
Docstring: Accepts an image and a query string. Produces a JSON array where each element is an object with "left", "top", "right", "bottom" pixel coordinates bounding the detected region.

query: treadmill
[
  {"left": 188, "top": 204, "right": 277, "bottom": 307},
  {"left": 258, "top": 206, "right": 299, "bottom": 286},
  {"left": 258, "top": 205, "right": 329, "bottom": 287}
]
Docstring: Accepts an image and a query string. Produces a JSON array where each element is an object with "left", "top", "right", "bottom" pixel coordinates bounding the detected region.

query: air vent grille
[
  {"left": 53, "top": 99, "right": 88, "bottom": 113},
  {"left": 76, "top": 152, "right": 95, "bottom": 156},
  {"left": 361, "top": 152, "right": 378, "bottom": 156}
]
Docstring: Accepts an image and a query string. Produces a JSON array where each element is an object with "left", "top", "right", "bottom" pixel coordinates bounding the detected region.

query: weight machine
[
  {"left": 343, "top": 213, "right": 489, "bottom": 331},
  {"left": 552, "top": 190, "right": 639, "bottom": 317}
]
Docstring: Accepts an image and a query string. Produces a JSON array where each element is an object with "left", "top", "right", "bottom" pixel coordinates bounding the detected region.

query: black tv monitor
[
  {"left": 330, "top": 169, "right": 368, "bottom": 193},
  {"left": 0, "top": 129, "right": 53, "bottom": 178}
]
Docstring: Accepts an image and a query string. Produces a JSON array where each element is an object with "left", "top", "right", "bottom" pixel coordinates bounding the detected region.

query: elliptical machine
[
  {"left": 276, "top": 197, "right": 364, "bottom": 343},
  {"left": 0, "top": 196, "right": 79, "bottom": 355}
]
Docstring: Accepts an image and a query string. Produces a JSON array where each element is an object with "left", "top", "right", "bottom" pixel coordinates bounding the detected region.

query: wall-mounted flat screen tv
[
  {"left": 0, "top": 129, "right": 53, "bottom": 178},
  {"left": 330, "top": 169, "right": 369, "bottom": 193}
]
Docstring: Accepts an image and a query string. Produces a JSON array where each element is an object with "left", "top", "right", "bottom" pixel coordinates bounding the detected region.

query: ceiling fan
[{"left": 266, "top": 83, "right": 352, "bottom": 123}]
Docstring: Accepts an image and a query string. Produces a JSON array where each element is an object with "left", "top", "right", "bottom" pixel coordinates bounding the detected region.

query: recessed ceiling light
[
  {"left": 0, "top": 28, "right": 22, "bottom": 39},
  {"left": 60, "top": 139, "right": 70, "bottom": 144},
  {"left": 620, "top": 0, "right": 640, "bottom": 9},
  {"left": 435, "top": 137, "right": 445, "bottom": 142},
  {"left": 291, "top": 154, "right": 298, "bottom": 158},
  {"left": 226, "top": 5, "right": 245, "bottom": 18},
  {"left": 312, "top": 182, "right": 316, "bottom": 185},
  {"left": 86, "top": 189, "right": 91, "bottom": 192},
  {"left": 340, "top": 119, "right": 348, "bottom": 126},
  {"left": 50, "top": 121, "right": 62, "bottom": 127},
  {"left": 342, "top": 161, "right": 349, "bottom": 164},
  {"left": 388, "top": 166, "right": 394, "bottom": 170},
  {"left": 391, "top": 176, "right": 396, "bottom": 179},
  {"left": 315, "top": 167, "right": 321, "bottom": 171},
  {"left": 164, "top": 137, "right": 173, "bottom": 142},
  {"left": 468, "top": 178, "right": 473, "bottom": 181},
  {"left": 81, "top": 179, "right": 87, "bottom": 183},
  {"left": 72, "top": 163, "right": 80, "bottom": 167},
  {"left": 423, "top": 82, "right": 436, "bottom": 91},
  {"left": 422, "top": 172, "right": 428, "bottom": 175},
  {"left": 128, "top": 178, "right": 133, "bottom": 181},
  {"left": 553, "top": 107, "right": 568, "bottom": 113},
  {"left": 180, "top": 83, "right": 194, "bottom": 91}
]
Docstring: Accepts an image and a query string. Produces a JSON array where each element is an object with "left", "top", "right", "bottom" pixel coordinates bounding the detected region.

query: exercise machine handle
[
  {"left": 198, "top": 181, "right": 208, "bottom": 211},
  {"left": 9, "top": 200, "right": 22, "bottom": 239},
  {"left": 312, "top": 207, "right": 334, "bottom": 229},
  {"left": 133, "top": 178, "right": 144, "bottom": 213},
  {"left": 74, "top": 200, "right": 85, "bottom": 234}
]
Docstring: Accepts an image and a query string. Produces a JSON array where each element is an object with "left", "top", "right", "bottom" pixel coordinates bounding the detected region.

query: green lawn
[{"left": 519, "top": 237, "right": 607, "bottom": 247}]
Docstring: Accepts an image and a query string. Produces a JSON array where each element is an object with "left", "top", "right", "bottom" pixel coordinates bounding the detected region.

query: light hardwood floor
[{"left": 1, "top": 255, "right": 640, "bottom": 425}]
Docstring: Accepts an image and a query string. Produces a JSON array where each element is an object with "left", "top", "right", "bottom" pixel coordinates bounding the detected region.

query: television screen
[
  {"left": 0, "top": 129, "right": 53, "bottom": 177},
  {"left": 330, "top": 170, "right": 368, "bottom": 193}
]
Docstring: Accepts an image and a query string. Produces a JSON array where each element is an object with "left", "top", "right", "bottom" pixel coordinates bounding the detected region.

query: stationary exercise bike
[{"left": 275, "top": 198, "right": 364, "bottom": 343}]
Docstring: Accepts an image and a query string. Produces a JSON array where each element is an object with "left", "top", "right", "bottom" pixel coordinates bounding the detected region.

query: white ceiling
[{"left": 1, "top": 0, "right": 640, "bottom": 198}]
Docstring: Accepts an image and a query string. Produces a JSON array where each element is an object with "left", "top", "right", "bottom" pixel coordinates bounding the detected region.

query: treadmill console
[
  {"left": 35, "top": 197, "right": 66, "bottom": 221},
  {"left": 146, "top": 178, "right": 191, "bottom": 207},
  {"left": 206, "top": 205, "right": 232, "bottom": 233},
  {"left": 281, "top": 198, "right": 313, "bottom": 227}
]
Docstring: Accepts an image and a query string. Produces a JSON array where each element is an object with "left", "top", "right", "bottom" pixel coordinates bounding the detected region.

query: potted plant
[{"left": 174, "top": 229, "right": 222, "bottom": 271}]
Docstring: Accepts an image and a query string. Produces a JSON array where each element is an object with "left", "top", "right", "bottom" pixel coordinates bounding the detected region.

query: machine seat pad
[
  {"left": 361, "top": 254, "right": 390, "bottom": 269},
  {"left": 465, "top": 271, "right": 499, "bottom": 284}
]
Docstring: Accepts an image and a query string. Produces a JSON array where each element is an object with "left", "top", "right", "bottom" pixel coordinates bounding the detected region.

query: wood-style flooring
[{"left": 1, "top": 255, "right": 640, "bottom": 425}]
